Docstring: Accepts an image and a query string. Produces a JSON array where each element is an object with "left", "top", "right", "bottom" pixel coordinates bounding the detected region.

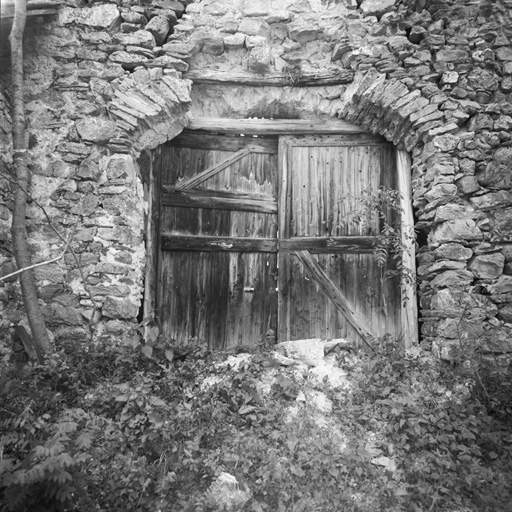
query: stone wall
[
  {"left": 0, "top": 0, "right": 192, "bottom": 343},
  {"left": 1, "top": 0, "right": 512, "bottom": 357}
]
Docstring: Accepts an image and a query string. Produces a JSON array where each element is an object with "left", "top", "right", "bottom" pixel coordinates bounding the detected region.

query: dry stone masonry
[{"left": 1, "top": 0, "right": 512, "bottom": 358}]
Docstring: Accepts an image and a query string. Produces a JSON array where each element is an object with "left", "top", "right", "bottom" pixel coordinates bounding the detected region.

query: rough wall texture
[
  {"left": 1, "top": 0, "right": 512, "bottom": 357},
  {"left": 0, "top": 0, "right": 192, "bottom": 343}
]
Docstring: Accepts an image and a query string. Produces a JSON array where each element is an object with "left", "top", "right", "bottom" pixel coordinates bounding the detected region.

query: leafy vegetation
[{"left": 0, "top": 334, "right": 511, "bottom": 511}]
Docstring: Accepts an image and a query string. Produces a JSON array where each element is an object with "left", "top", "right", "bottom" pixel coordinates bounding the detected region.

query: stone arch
[{"left": 93, "top": 4, "right": 462, "bottom": 349}]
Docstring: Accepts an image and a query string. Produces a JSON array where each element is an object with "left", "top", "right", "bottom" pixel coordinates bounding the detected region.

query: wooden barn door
[
  {"left": 278, "top": 134, "right": 409, "bottom": 347},
  {"left": 156, "top": 131, "right": 279, "bottom": 349},
  {"left": 154, "top": 121, "right": 417, "bottom": 350}
]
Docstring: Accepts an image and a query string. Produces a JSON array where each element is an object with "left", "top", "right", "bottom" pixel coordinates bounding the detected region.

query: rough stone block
[
  {"left": 477, "top": 147, "right": 512, "bottom": 189},
  {"left": 224, "top": 33, "right": 246, "bottom": 50},
  {"left": 121, "top": 11, "right": 147, "bottom": 25},
  {"left": 468, "top": 253, "right": 505, "bottom": 280},
  {"left": 145, "top": 15, "right": 170, "bottom": 46},
  {"left": 494, "top": 115, "right": 512, "bottom": 131},
  {"left": 424, "top": 183, "right": 457, "bottom": 202},
  {"left": 429, "top": 260, "right": 467, "bottom": 273},
  {"left": 102, "top": 296, "right": 139, "bottom": 319},
  {"left": 498, "top": 304, "right": 512, "bottom": 323},
  {"left": 492, "top": 208, "right": 512, "bottom": 235},
  {"left": 436, "top": 49, "right": 469, "bottom": 62},
  {"left": 440, "top": 71, "right": 459, "bottom": 85},
  {"left": 277, "top": 339, "right": 324, "bottom": 366},
  {"left": 242, "top": 0, "right": 270, "bottom": 16},
  {"left": 429, "top": 219, "right": 483, "bottom": 245},
  {"left": 76, "top": 118, "right": 118, "bottom": 144},
  {"left": 360, "top": 0, "right": 396, "bottom": 17},
  {"left": 470, "top": 191, "right": 512, "bottom": 211},
  {"left": 455, "top": 176, "right": 479, "bottom": 195},
  {"left": 468, "top": 113, "right": 493, "bottom": 131},
  {"left": 110, "top": 51, "right": 149, "bottom": 68},
  {"left": 60, "top": 4, "right": 121, "bottom": 29},
  {"left": 467, "top": 68, "right": 499, "bottom": 91},
  {"left": 435, "top": 203, "right": 477, "bottom": 222},
  {"left": 288, "top": 21, "right": 321, "bottom": 44},
  {"left": 430, "top": 288, "right": 490, "bottom": 315},
  {"left": 146, "top": 55, "right": 189, "bottom": 71},
  {"left": 57, "top": 143, "right": 92, "bottom": 163},
  {"left": 489, "top": 275, "right": 512, "bottom": 294},
  {"left": 248, "top": 45, "right": 272, "bottom": 73},
  {"left": 266, "top": 10, "right": 292, "bottom": 23},
  {"left": 70, "top": 194, "right": 99, "bottom": 216},
  {"left": 114, "top": 30, "right": 156, "bottom": 49},
  {"left": 434, "top": 243, "right": 473, "bottom": 261},
  {"left": 162, "top": 40, "right": 194, "bottom": 58},
  {"left": 50, "top": 304, "right": 84, "bottom": 326},
  {"left": 245, "top": 35, "right": 267, "bottom": 49},
  {"left": 332, "top": 42, "right": 352, "bottom": 61},
  {"left": 239, "top": 18, "right": 271, "bottom": 37},
  {"left": 430, "top": 269, "right": 474, "bottom": 288},
  {"left": 432, "top": 134, "right": 458, "bottom": 152},
  {"left": 496, "top": 47, "right": 512, "bottom": 61}
]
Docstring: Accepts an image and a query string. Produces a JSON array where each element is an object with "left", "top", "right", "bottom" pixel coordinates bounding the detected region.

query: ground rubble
[{"left": 200, "top": 338, "right": 358, "bottom": 512}]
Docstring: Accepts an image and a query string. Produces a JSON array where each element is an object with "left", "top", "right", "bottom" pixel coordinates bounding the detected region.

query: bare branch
[
  {"left": 0, "top": 236, "right": 72, "bottom": 282},
  {"left": 2, "top": 173, "right": 102, "bottom": 341}
]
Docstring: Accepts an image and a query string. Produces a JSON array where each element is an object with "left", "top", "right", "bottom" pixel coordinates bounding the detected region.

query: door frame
[{"left": 144, "top": 118, "right": 418, "bottom": 347}]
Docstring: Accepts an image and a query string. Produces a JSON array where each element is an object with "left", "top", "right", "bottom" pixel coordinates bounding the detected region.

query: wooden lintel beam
[
  {"left": 169, "top": 130, "right": 278, "bottom": 154},
  {"left": 184, "top": 69, "right": 354, "bottom": 87},
  {"left": 187, "top": 117, "right": 366, "bottom": 135},
  {"left": 1, "top": 1, "right": 59, "bottom": 19},
  {"left": 161, "top": 235, "right": 278, "bottom": 253}
]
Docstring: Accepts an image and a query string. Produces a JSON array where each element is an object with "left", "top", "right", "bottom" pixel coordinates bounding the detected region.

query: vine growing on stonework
[{"left": 338, "top": 186, "right": 416, "bottom": 295}]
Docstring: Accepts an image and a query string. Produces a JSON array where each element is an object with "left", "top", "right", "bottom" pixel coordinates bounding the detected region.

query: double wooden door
[{"left": 152, "top": 124, "right": 416, "bottom": 350}]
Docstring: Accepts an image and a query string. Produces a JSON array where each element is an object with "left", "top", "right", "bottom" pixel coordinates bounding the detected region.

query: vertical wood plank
[
  {"left": 141, "top": 148, "right": 162, "bottom": 340},
  {"left": 397, "top": 150, "right": 418, "bottom": 348},
  {"left": 278, "top": 137, "right": 292, "bottom": 341}
]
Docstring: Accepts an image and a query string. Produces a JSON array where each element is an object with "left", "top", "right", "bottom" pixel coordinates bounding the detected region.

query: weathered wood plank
[
  {"left": 278, "top": 138, "right": 292, "bottom": 340},
  {"left": 175, "top": 147, "right": 252, "bottom": 191},
  {"left": 141, "top": 149, "right": 161, "bottom": 335},
  {"left": 280, "top": 236, "right": 381, "bottom": 253},
  {"left": 184, "top": 69, "right": 355, "bottom": 87},
  {"left": 294, "top": 250, "right": 377, "bottom": 350},
  {"left": 397, "top": 150, "right": 418, "bottom": 348},
  {"left": 282, "top": 134, "right": 388, "bottom": 146},
  {"left": 161, "top": 235, "right": 278, "bottom": 253},
  {"left": 169, "top": 130, "right": 278, "bottom": 154},
  {"left": 1, "top": 1, "right": 59, "bottom": 19},
  {"left": 188, "top": 118, "right": 366, "bottom": 135},
  {"left": 225, "top": 252, "right": 278, "bottom": 347},
  {"left": 162, "top": 189, "right": 278, "bottom": 214}
]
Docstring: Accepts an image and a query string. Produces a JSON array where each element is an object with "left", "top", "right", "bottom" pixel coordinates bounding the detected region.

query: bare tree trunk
[{"left": 10, "top": 0, "right": 53, "bottom": 362}]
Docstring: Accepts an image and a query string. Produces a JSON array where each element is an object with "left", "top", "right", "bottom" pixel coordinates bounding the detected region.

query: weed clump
[{"left": 0, "top": 337, "right": 511, "bottom": 511}]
